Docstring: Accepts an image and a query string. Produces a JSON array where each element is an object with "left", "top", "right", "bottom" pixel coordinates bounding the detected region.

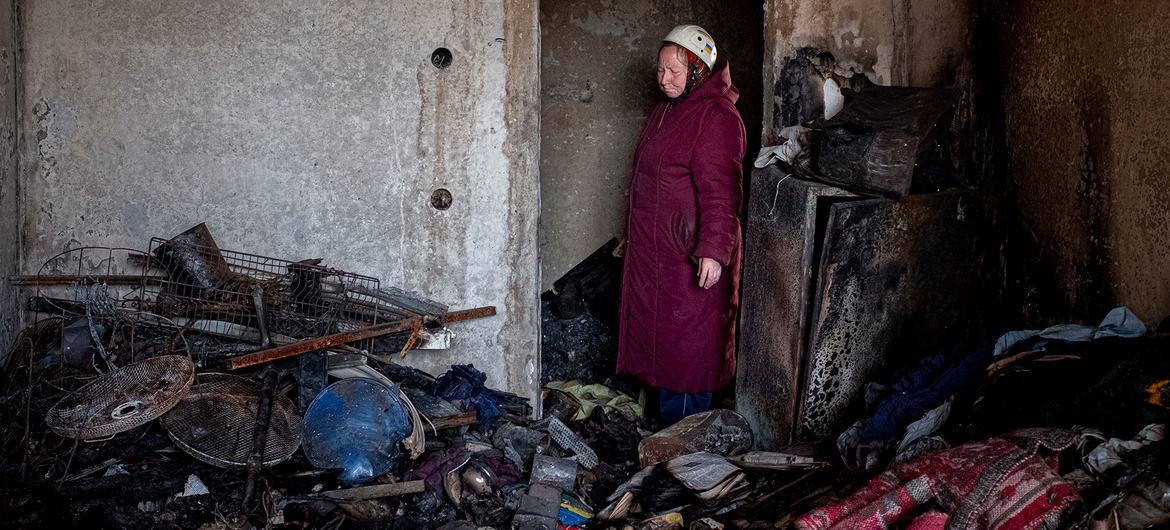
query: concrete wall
[
  {"left": 986, "top": 0, "right": 1170, "bottom": 325},
  {"left": 16, "top": 0, "right": 541, "bottom": 398},
  {"left": 539, "top": 0, "right": 764, "bottom": 290},
  {"left": 763, "top": 0, "right": 968, "bottom": 136},
  {"left": 0, "top": 1, "right": 15, "bottom": 352}
]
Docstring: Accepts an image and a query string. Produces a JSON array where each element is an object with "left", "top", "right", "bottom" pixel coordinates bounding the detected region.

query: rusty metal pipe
[
  {"left": 9, "top": 275, "right": 166, "bottom": 286},
  {"left": 226, "top": 317, "right": 422, "bottom": 370},
  {"left": 225, "top": 306, "right": 497, "bottom": 370},
  {"left": 438, "top": 306, "right": 497, "bottom": 324}
]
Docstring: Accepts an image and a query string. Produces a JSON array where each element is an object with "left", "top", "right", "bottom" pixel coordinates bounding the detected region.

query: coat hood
[{"left": 687, "top": 59, "right": 740, "bottom": 105}]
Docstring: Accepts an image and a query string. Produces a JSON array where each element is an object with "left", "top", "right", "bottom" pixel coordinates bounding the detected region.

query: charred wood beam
[
  {"left": 241, "top": 366, "right": 278, "bottom": 511},
  {"left": 286, "top": 480, "right": 425, "bottom": 503},
  {"left": 425, "top": 411, "right": 477, "bottom": 432}
]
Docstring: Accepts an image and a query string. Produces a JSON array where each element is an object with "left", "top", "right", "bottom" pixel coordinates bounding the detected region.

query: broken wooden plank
[
  {"left": 727, "top": 451, "right": 828, "bottom": 471},
  {"left": 296, "top": 480, "right": 425, "bottom": 503},
  {"left": 426, "top": 411, "right": 477, "bottom": 432}
]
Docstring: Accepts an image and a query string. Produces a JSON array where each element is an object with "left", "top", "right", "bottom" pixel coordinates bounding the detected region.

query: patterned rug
[{"left": 796, "top": 428, "right": 1083, "bottom": 530}]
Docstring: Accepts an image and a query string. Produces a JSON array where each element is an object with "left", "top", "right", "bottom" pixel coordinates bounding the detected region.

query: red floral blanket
[{"left": 797, "top": 429, "right": 1082, "bottom": 530}]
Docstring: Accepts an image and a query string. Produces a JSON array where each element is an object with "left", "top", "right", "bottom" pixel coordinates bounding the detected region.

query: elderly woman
[{"left": 617, "top": 25, "right": 745, "bottom": 426}]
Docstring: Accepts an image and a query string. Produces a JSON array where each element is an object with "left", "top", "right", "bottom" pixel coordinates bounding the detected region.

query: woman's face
[{"left": 657, "top": 46, "right": 687, "bottom": 99}]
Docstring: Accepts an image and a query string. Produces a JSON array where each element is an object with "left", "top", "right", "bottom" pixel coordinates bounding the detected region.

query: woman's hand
[{"left": 697, "top": 257, "right": 722, "bottom": 289}]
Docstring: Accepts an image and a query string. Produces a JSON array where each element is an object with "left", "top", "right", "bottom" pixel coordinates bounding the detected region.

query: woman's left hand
[{"left": 697, "top": 257, "right": 722, "bottom": 289}]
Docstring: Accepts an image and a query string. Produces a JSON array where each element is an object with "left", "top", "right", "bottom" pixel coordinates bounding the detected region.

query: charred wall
[
  {"left": 14, "top": 1, "right": 541, "bottom": 399},
  {"left": 763, "top": 0, "right": 969, "bottom": 138},
  {"left": 538, "top": 0, "right": 764, "bottom": 290},
  {"left": 741, "top": 0, "right": 977, "bottom": 448},
  {"left": 982, "top": 0, "right": 1170, "bottom": 326}
]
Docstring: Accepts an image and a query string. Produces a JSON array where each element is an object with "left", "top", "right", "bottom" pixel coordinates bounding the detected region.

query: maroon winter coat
[{"left": 616, "top": 61, "right": 745, "bottom": 393}]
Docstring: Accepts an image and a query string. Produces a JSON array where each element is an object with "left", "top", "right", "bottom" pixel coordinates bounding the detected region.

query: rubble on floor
[
  {"left": 6, "top": 224, "right": 1170, "bottom": 530},
  {"left": 740, "top": 71, "right": 1170, "bottom": 529},
  {"left": 0, "top": 225, "right": 842, "bottom": 530},
  {"left": 798, "top": 308, "right": 1170, "bottom": 530},
  {"left": 539, "top": 238, "right": 623, "bottom": 386},
  {"left": 540, "top": 301, "right": 616, "bottom": 386}
]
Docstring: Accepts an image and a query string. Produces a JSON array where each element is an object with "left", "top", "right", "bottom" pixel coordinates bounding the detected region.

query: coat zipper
[
  {"left": 632, "top": 103, "right": 669, "bottom": 195},
  {"left": 655, "top": 102, "right": 672, "bottom": 134},
  {"left": 628, "top": 102, "right": 672, "bottom": 224}
]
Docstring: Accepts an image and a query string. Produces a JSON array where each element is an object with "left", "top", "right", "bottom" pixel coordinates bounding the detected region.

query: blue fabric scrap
[{"left": 429, "top": 364, "right": 502, "bottom": 426}]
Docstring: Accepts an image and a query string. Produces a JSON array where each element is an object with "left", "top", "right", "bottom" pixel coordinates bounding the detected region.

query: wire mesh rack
[
  {"left": 27, "top": 245, "right": 153, "bottom": 315},
  {"left": 23, "top": 246, "right": 167, "bottom": 370},
  {"left": 18, "top": 224, "right": 445, "bottom": 366},
  {"left": 141, "top": 225, "right": 392, "bottom": 357}
]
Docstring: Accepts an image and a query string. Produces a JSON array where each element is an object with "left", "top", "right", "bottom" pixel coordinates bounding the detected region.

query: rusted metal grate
[
  {"left": 142, "top": 224, "right": 389, "bottom": 357},
  {"left": 160, "top": 373, "right": 302, "bottom": 468},
  {"left": 45, "top": 355, "right": 195, "bottom": 440}
]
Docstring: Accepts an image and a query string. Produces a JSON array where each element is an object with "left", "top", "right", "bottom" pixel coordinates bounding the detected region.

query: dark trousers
[{"left": 657, "top": 389, "right": 714, "bottom": 426}]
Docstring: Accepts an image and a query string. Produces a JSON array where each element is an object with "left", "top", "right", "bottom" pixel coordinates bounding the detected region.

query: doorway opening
[{"left": 537, "top": 0, "right": 766, "bottom": 401}]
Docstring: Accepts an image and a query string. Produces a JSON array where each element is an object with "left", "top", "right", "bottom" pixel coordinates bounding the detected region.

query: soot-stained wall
[
  {"left": 16, "top": 0, "right": 541, "bottom": 399},
  {"left": 539, "top": 0, "right": 764, "bottom": 290},
  {"left": 763, "top": 0, "right": 969, "bottom": 137},
  {"left": 986, "top": 0, "right": 1170, "bottom": 326},
  {"left": 738, "top": 0, "right": 971, "bottom": 448}
]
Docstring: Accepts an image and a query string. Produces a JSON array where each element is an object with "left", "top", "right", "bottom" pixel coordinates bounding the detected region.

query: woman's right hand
[{"left": 697, "top": 257, "right": 722, "bottom": 289}]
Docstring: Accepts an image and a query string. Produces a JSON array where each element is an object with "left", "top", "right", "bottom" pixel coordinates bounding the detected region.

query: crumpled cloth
[
  {"left": 429, "top": 364, "right": 501, "bottom": 426},
  {"left": 407, "top": 447, "right": 520, "bottom": 493},
  {"left": 408, "top": 448, "right": 471, "bottom": 492},
  {"left": 895, "top": 436, "right": 950, "bottom": 464},
  {"left": 837, "top": 342, "right": 992, "bottom": 470},
  {"left": 754, "top": 126, "right": 815, "bottom": 170},
  {"left": 801, "top": 428, "right": 1083, "bottom": 530},
  {"left": 1098, "top": 479, "right": 1170, "bottom": 529},
  {"left": 1085, "top": 424, "right": 1165, "bottom": 475},
  {"left": 543, "top": 380, "right": 642, "bottom": 421},
  {"left": 473, "top": 449, "right": 521, "bottom": 488},
  {"left": 898, "top": 401, "right": 952, "bottom": 454},
  {"left": 994, "top": 307, "right": 1147, "bottom": 357},
  {"left": 905, "top": 511, "right": 949, "bottom": 530}
]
